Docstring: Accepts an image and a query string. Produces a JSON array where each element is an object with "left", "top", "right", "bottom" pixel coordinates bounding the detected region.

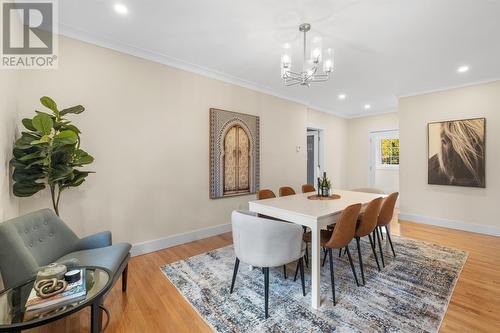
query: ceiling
[{"left": 58, "top": 0, "right": 500, "bottom": 118}]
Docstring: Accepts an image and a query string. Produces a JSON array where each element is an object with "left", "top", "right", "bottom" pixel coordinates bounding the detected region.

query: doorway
[
  {"left": 369, "top": 130, "right": 399, "bottom": 194},
  {"left": 307, "top": 128, "right": 324, "bottom": 185}
]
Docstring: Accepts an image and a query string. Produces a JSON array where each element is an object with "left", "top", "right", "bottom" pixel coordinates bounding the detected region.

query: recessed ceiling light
[
  {"left": 457, "top": 65, "right": 469, "bottom": 73},
  {"left": 364, "top": 104, "right": 371, "bottom": 109},
  {"left": 338, "top": 94, "right": 346, "bottom": 100},
  {"left": 114, "top": 3, "right": 128, "bottom": 15}
]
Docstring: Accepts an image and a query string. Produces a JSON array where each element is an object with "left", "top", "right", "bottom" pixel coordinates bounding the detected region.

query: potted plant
[{"left": 10, "top": 96, "right": 94, "bottom": 216}]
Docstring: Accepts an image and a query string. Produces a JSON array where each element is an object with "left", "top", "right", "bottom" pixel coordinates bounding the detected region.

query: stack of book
[{"left": 25, "top": 269, "right": 87, "bottom": 317}]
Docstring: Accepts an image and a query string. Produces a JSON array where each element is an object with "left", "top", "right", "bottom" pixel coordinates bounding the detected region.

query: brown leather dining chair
[
  {"left": 302, "top": 203, "right": 362, "bottom": 305},
  {"left": 373, "top": 192, "right": 399, "bottom": 268},
  {"left": 354, "top": 197, "right": 383, "bottom": 285},
  {"left": 301, "top": 184, "right": 316, "bottom": 193},
  {"left": 279, "top": 186, "right": 296, "bottom": 197},
  {"left": 256, "top": 189, "right": 276, "bottom": 200}
]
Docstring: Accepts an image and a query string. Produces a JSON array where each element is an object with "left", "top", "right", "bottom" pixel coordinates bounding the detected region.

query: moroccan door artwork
[{"left": 224, "top": 125, "right": 250, "bottom": 194}]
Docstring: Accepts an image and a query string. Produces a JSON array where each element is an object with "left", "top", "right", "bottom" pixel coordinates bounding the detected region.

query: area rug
[{"left": 161, "top": 236, "right": 467, "bottom": 333}]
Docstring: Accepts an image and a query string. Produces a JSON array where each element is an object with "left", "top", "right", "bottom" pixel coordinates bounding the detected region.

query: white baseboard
[
  {"left": 398, "top": 212, "right": 500, "bottom": 237},
  {"left": 131, "top": 223, "right": 232, "bottom": 257}
]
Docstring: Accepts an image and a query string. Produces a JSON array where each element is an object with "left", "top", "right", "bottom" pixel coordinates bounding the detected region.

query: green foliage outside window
[{"left": 381, "top": 138, "right": 399, "bottom": 165}]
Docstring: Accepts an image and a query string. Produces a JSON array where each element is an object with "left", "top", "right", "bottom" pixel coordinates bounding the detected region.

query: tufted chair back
[{"left": 0, "top": 209, "right": 79, "bottom": 289}]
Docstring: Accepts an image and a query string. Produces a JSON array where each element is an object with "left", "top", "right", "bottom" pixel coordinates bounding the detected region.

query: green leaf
[
  {"left": 13, "top": 182, "right": 46, "bottom": 197},
  {"left": 18, "top": 150, "right": 46, "bottom": 161},
  {"left": 50, "top": 165, "right": 73, "bottom": 182},
  {"left": 74, "top": 149, "right": 94, "bottom": 165},
  {"left": 32, "top": 113, "right": 53, "bottom": 134},
  {"left": 56, "top": 130, "right": 78, "bottom": 139},
  {"left": 22, "top": 118, "right": 37, "bottom": 131},
  {"left": 30, "top": 135, "right": 51, "bottom": 145},
  {"left": 60, "top": 105, "right": 84, "bottom": 116},
  {"left": 63, "top": 124, "right": 81, "bottom": 134},
  {"left": 13, "top": 168, "right": 44, "bottom": 183},
  {"left": 40, "top": 96, "right": 58, "bottom": 115}
]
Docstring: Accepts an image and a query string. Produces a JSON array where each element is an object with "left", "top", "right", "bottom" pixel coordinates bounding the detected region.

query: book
[{"left": 25, "top": 269, "right": 87, "bottom": 313}]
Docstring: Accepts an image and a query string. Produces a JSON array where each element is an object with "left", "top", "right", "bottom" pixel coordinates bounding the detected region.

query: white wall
[
  {"left": 399, "top": 81, "right": 500, "bottom": 235},
  {"left": 0, "top": 71, "right": 19, "bottom": 221},
  {"left": 346, "top": 112, "right": 399, "bottom": 191},
  {"left": 12, "top": 36, "right": 350, "bottom": 248},
  {"left": 307, "top": 108, "right": 348, "bottom": 189}
]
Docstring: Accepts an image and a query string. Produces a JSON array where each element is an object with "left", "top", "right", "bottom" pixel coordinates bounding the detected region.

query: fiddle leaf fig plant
[{"left": 11, "top": 96, "right": 94, "bottom": 216}]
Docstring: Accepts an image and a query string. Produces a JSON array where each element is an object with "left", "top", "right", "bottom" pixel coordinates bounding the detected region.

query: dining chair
[
  {"left": 230, "top": 210, "right": 306, "bottom": 318},
  {"left": 279, "top": 186, "right": 296, "bottom": 197},
  {"left": 255, "top": 188, "right": 291, "bottom": 277},
  {"left": 373, "top": 192, "right": 399, "bottom": 268},
  {"left": 354, "top": 197, "right": 383, "bottom": 285},
  {"left": 256, "top": 189, "right": 276, "bottom": 200},
  {"left": 301, "top": 184, "right": 316, "bottom": 193},
  {"left": 301, "top": 203, "right": 362, "bottom": 305},
  {"left": 325, "top": 203, "right": 362, "bottom": 305}
]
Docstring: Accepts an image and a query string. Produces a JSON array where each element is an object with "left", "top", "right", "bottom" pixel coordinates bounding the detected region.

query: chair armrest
[{"left": 75, "top": 231, "right": 112, "bottom": 251}]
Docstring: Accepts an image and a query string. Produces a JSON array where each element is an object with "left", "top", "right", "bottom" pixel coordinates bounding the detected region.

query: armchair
[{"left": 0, "top": 209, "right": 131, "bottom": 293}]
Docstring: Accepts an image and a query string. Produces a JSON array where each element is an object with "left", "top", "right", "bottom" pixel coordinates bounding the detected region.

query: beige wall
[
  {"left": 306, "top": 108, "right": 348, "bottom": 188},
  {"left": 399, "top": 81, "right": 500, "bottom": 234},
  {"left": 13, "top": 37, "right": 350, "bottom": 246},
  {"left": 346, "top": 112, "right": 399, "bottom": 191},
  {"left": 0, "top": 71, "right": 19, "bottom": 221}
]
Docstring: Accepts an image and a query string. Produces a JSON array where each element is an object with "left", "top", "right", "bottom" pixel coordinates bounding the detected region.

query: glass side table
[{"left": 0, "top": 267, "right": 111, "bottom": 333}]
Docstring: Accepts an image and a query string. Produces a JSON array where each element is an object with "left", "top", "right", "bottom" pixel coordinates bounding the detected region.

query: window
[{"left": 380, "top": 138, "right": 399, "bottom": 166}]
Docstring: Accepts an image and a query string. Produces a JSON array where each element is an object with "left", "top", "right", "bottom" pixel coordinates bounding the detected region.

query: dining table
[{"left": 248, "top": 188, "right": 386, "bottom": 309}]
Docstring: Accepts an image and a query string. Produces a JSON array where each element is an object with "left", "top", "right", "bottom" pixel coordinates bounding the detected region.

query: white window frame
[{"left": 375, "top": 133, "right": 399, "bottom": 170}]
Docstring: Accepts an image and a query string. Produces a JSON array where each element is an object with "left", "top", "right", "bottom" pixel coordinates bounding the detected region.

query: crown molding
[
  {"left": 397, "top": 78, "right": 500, "bottom": 99},
  {"left": 58, "top": 24, "right": 351, "bottom": 119}
]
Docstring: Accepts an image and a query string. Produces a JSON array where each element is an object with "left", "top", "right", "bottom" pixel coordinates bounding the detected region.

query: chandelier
[{"left": 281, "top": 23, "right": 334, "bottom": 87}]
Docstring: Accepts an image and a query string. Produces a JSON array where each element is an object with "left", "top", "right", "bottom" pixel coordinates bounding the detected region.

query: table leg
[
  {"left": 90, "top": 297, "right": 102, "bottom": 333},
  {"left": 311, "top": 224, "right": 321, "bottom": 309}
]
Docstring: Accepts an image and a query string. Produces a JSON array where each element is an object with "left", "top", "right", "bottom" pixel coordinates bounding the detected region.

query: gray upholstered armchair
[
  {"left": 0, "top": 209, "right": 131, "bottom": 292},
  {"left": 230, "top": 210, "right": 306, "bottom": 318}
]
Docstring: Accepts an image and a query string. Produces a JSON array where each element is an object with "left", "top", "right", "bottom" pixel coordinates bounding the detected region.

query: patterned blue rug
[{"left": 161, "top": 236, "right": 467, "bottom": 333}]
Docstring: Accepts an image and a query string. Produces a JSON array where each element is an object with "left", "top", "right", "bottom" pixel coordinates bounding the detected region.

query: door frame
[
  {"left": 368, "top": 129, "right": 399, "bottom": 187},
  {"left": 307, "top": 127, "right": 325, "bottom": 184}
]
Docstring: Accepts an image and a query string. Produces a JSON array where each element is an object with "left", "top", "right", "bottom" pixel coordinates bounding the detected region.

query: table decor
[{"left": 307, "top": 194, "right": 341, "bottom": 200}]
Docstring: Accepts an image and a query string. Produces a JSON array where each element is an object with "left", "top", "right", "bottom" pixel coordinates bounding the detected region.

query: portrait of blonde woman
[{"left": 428, "top": 118, "right": 485, "bottom": 188}]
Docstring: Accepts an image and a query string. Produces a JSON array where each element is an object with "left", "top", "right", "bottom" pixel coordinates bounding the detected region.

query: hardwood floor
[{"left": 27, "top": 218, "right": 500, "bottom": 333}]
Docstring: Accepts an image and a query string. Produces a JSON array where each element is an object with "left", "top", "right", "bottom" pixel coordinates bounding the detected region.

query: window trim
[{"left": 375, "top": 135, "right": 400, "bottom": 170}]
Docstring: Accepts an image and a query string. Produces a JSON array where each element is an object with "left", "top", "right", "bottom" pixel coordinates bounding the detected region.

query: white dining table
[{"left": 248, "top": 188, "right": 385, "bottom": 309}]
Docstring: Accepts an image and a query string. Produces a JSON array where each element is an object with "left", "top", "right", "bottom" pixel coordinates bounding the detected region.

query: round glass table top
[{"left": 0, "top": 267, "right": 110, "bottom": 330}]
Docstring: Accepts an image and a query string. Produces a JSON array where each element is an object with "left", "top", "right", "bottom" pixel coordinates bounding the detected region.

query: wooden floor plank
[{"left": 24, "top": 219, "right": 499, "bottom": 332}]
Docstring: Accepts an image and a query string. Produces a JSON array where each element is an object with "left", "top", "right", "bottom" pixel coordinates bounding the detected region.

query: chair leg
[
  {"left": 385, "top": 225, "right": 396, "bottom": 257},
  {"left": 368, "top": 233, "right": 381, "bottom": 272},
  {"left": 345, "top": 247, "right": 360, "bottom": 287},
  {"left": 122, "top": 264, "right": 128, "bottom": 292},
  {"left": 338, "top": 248, "right": 342, "bottom": 258},
  {"left": 355, "top": 237, "right": 365, "bottom": 286},
  {"left": 375, "top": 227, "right": 385, "bottom": 268},
  {"left": 283, "top": 265, "right": 287, "bottom": 279},
  {"left": 379, "top": 226, "right": 384, "bottom": 240},
  {"left": 293, "top": 260, "right": 299, "bottom": 282},
  {"left": 322, "top": 247, "right": 328, "bottom": 267},
  {"left": 299, "top": 257, "right": 306, "bottom": 296},
  {"left": 304, "top": 244, "right": 309, "bottom": 268},
  {"left": 328, "top": 248, "right": 336, "bottom": 305},
  {"left": 230, "top": 258, "right": 240, "bottom": 294},
  {"left": 264, "top": 267, "right": 269, "bottom": 319}
]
